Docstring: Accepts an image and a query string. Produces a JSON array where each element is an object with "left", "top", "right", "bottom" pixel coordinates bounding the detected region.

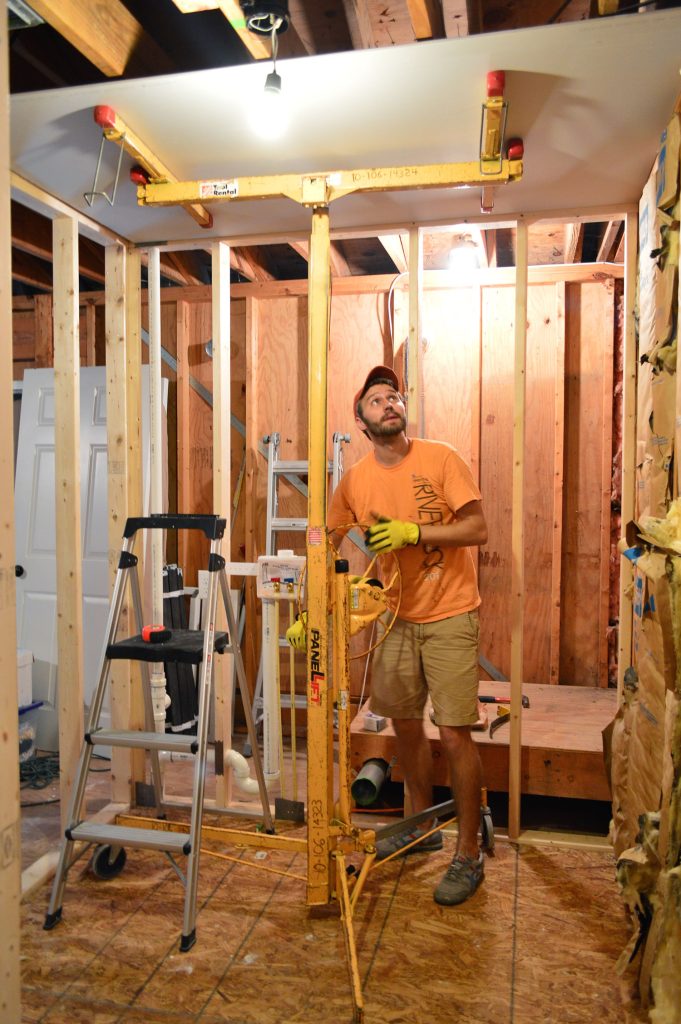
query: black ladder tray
[{"left": 107, "top": 629, "right": 229, "bottom": 665}]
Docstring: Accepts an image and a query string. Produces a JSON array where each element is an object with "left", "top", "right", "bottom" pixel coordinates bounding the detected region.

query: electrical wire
[{"left": 20, "top": 753, "right": 59, "bottom": 790}]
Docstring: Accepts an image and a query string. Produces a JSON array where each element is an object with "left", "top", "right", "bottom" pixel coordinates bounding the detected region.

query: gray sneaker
[
  {"left": 375, "top": 825, "right": 443, "bottom": 861},
  {"left": 434, "top": 851, "right": 484, "bottom": 905}
]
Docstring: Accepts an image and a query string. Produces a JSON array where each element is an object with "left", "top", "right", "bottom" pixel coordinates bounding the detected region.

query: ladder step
[
  {"left": 87, "top": 730, "right": 197, "bottom": 754},
  {"left": 67, "top": 822, "right": 191, "bottom": 855},
  {"left": 271, "top": 518, "right": 307, "bottom": 531},
  {"left": 272, "top": 461, "right": 333, "bottom": 475},
  {"left": 107, "top": 628, "right": 228, "bottom": 665}
]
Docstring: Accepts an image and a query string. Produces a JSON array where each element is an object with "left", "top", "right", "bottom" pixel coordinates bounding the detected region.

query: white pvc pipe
[
  {"left": 148, "top": 248, "right": 167, "bottom": 732},
  {"left": 261, "top": 599, "right": 280, "bottom": 783},
  {"left": 224, "top": 748, "right": 261, "bottom": 796}
]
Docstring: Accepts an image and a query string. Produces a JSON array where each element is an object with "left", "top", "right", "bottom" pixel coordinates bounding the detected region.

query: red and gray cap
[{"left": 353, "top": 365, "right": 401, "bottom": 418}]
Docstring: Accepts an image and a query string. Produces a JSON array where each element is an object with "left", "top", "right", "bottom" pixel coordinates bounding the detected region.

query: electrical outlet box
[{"left": 256, "top": 554, "right": 306, "bottom": 600}]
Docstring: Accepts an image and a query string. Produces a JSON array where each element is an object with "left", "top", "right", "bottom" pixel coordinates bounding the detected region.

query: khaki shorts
[{"left": 369, "top": 610, "right": 480, "bottom": 727}]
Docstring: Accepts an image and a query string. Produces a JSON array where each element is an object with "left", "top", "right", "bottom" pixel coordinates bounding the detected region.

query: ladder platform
[
  {"left": 86, "top": 729, "right": 198, "bottom": 754},
  {"left": 107, "top": 628, "right": 228, "bottom": 664},
  {"left": 67, "top": 822, "right": 191, "bottom": 855}
]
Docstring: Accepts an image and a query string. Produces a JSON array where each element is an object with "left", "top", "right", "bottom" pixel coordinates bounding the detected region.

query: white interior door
[{"left": 15, "top": 366, "right": 167, "bottom": 750}]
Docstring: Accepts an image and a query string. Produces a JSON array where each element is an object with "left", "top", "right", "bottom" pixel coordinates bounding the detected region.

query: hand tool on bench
[
  {"left": 489, "top": 705, "right": 510, "bottom": 738},
  {"left": 480, "top": 693, "right": 530, "bottom": 708}
]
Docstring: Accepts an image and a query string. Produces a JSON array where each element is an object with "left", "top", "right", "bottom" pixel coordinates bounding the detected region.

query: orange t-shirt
[{"left": 328, "top": 438, "right": 482, "bottom": 623}]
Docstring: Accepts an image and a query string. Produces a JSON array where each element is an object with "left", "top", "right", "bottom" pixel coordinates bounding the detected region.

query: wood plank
[
  {"left": 34, "top": 293, "right": 53, "bottom": 367},
  {"left": 378, "top": 233, "right": 408, "bottom": 273},
  {"left": 509, "top": 221, "right": 528, "bottom": 840},
  {"left": 617, "top": 212, "right": 637, "bottom": 697},
  {"left": 561, "top": 282, "right": 614, "bottom": 688},
  {"left": 406, "top": 0, "right": 445, "bottom": 38},
  {"left": 105, "top": 244, "right": 135, "bottom": 802},
  {"left": 422, "top": 285, "right": 478, "bottom": 466},
  {"left": 564, "top": 223, "right": 584, "bottom": 263},
  {"left": 523, "top": 283, "right": 557, "bottom": 686},
  {"left": 52, "top": 216, "right": 84, "bottom": 829},
  {"left": 176, "top": 300, "right": 192, "bottom": 575},
  {"left": 479, "top": 285, "right": 514, "bottom": 682},
  {"left": 216, "top": 0, "right": 270, "bottom": 58},
  {"left": 212, "top": 241, "right": 232, "bottom": 806},
  {"left": 244, "top": 295, "right": 260, "bottom": 700},
  {"left": 443, "top": 0, "right": 483, "bottom": 36},
  {"left": 28, "top": 0, "right": 173, "bottom": 77},
  {"left": 84, "top": 301, "right": 96, "bottom": 366},
  {"left": 0, "top": 10, "right": 21, "bottom": 1015},
  {"left": 124, "top": 248, "right": 145, "bottom": 782},
  {"left": 345, "top": 0, "right": 376, "bottom": 47},
  {"left": 549, "top": 282, "right": 565, "bottom": 684},
  {"left": 407, "top": 227, "right": 423, "bottom": 435},
  {"left": 596, "top": 220, "right": 623, "bottom": 263},
  {"left": 598, "top": 282, "right": 615, "bottom": 687}
]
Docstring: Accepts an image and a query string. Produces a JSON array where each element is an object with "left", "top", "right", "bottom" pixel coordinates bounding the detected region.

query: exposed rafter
[
  {"left": 28, "top": 0, "right": 173, "bottom": 77},
  {"left": 443, "top": 0, "right": 483, "bottom": 36},
  {"left": 12, "top": 249, "right": 53, "bottom": 291},
  {"left": 406, "top": 0, "right": 445, "bottom": 39},
  {"left": 289, "top": 240, "right": 352, "bottom": 277},
  {"left": 11, "top": 201, "right": 105, "bottom": 284},
  {"left": 565, "top": 222, "right": 584, "bottom": 264},
  {"left": 378, "top": 234, "right": 409, "bottom": 273},
  {"left": 597, "top": 220, "right": 623, "bottom": 262},
  {"left": 344, "top": 0, "right": 376, "bottom": 48}
]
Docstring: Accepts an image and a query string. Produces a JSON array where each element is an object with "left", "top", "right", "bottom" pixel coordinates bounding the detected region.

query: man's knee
[{"left": 438, "top": 724, "right": 475, "bottom": 755}]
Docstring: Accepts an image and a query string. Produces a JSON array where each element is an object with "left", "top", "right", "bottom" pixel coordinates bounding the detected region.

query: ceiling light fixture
[
  {"left": 242, "top": 1, "right": 291, "bottom": 140},
  {"left": 447, "top": 240, "right": 481, "bottom": 272}
]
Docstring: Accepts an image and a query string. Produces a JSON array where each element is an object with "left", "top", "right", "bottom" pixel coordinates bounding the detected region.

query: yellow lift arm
[{"left": 93, "top": 105, "right": 213, "bottom": 229}]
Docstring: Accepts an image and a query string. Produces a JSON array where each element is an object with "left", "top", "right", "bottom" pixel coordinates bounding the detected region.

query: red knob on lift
[
  {"left": 507, "top": 138, "right": 524, "bottom": 160},
  {"left": 94, "top": 105, "right": 117, "bottom": 130},
  {"left": 486, "top": 70, "right": 505, "bottom": 97},
  {"left": 130, "top": 165, "right": 150, "bottom": 185}
]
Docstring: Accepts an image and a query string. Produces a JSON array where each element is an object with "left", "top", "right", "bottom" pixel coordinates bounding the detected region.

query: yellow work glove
[
  {"left": 285, "top": 612, "right": 307, "bottom": 651},
  {"left": 365, "top": 516, "right": 420, "bottom": 554}
]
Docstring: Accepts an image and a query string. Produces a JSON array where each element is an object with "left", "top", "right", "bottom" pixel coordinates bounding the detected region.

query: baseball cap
[{"left": 353, "top": 365, "right": 401, "bottom": 419}]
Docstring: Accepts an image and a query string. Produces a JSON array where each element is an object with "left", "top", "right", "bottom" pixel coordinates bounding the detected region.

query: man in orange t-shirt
[{"left": 328, "top": 365, "right": 488, "bottom": 906}]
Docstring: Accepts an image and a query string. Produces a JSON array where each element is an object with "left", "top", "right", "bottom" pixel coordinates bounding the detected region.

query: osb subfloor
[{"left": 20, "top": 815, "right": 647, "bottom": 1023}]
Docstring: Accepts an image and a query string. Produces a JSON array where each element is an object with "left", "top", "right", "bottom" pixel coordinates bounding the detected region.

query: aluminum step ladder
[
  {"left": 247, "top": 432, "right": 350, "bottom": 744},
  {"left": 44, "top": 513, "right": 273, "bottom": 953}
]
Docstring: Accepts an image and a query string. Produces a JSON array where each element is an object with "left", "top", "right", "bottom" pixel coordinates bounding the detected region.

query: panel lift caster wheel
[
  {"left": 90, "top": 843, "right": 127, "bottom": 880},
  {"left": 480, "top": 806, "right": 495, "bottom": 855}
]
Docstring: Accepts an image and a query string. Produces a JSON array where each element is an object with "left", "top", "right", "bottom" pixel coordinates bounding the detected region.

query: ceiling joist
[
  {"left": 406, "top": 0, "right": 445, "bottom": 39},
  {"left": 28, "top": 0, "right": 173, "bottom": 77}
]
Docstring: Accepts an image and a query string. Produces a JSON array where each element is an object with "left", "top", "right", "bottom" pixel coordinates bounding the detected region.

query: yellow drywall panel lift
[{"left": 80, "top": 72, "right": 523, "bottom": 1022}]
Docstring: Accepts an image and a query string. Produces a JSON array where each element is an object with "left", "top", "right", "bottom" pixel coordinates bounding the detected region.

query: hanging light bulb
[{"left": 250, "top": 20, "right": 289, "bottom": 140}]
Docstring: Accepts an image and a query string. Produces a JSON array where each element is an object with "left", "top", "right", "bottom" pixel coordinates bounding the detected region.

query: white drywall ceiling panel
[{"left": 10, "top": 10, "right": 681, "bottom": 244}]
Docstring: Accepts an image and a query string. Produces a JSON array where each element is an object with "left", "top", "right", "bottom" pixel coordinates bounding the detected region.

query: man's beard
[{"left": 363, "top": 411, "right": 406, "bottom": 437}]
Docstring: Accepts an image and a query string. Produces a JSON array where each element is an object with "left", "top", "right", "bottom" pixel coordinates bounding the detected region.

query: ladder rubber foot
[
  {"left": 43, "top": 908, "right": 62, "bottom": 930},
  {"left": 180, "top": 930, "right": 196, "bottom": 953}
]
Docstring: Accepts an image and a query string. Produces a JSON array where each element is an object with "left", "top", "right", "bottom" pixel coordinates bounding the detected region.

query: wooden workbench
[{"left": 350, "top": 683, "right": 617, "bottom": 802}]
